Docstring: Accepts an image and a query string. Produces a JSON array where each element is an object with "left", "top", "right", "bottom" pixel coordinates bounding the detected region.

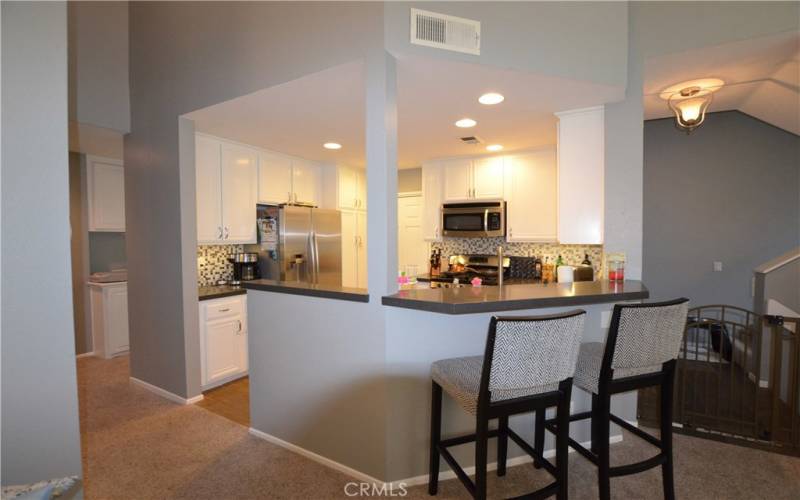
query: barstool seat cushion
[
  {"left": 574, "top": 342, "right": 661, "bottom": 394},
  {"left": 431, "top": 356, "right": 559, "bottom": 415}
]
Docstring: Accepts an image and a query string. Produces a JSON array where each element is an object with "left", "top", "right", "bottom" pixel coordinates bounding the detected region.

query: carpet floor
[{"left": 78, "top": 355, "right": 800, "bottom": 499}]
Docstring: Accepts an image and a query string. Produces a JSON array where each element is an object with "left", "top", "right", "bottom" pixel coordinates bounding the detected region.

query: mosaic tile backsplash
[
  {"left": 197, "top": 245, "right": 244, "bottom": 286},
  {"left": 431, "top": 238, "right": 604, "bottom": 277}
]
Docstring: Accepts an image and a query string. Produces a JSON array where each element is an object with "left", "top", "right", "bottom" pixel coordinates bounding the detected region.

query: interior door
[
  {"left": 356, "top": 211, "right": 368, "bottom": 289},
  {"left": 443, "top": 158, "right": 473, "bottom": 201},
  {"left": 340, "top": 210, "right": 358, "bottom": 288},
  {"left": 473, "top": 156, "right": 504, "bottom": 199},
  {"left": 291, "top": 159, "right": 319, "bottom": 205},
  {"left": 398, "top": 195, "right": 428, "bottom": 277},
  {"left": 195, "top": 135, "right": 222, "bottom": 243},
  {"left": 258, "top": 151, "right": 293, "bottom": 204},
  {"left": 221, "top": 143, "right": 257, "bottom": 243},
  {"left": 106, "top": 286, "right": 129, "bottom": 355},
  {"left": 205, "top": 317, "right": 244, "bottom": 385}
]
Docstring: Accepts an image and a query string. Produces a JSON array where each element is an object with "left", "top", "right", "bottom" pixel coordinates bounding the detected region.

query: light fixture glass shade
[{"left": 668, "top": 87, "right": 713, "bottom": 133}]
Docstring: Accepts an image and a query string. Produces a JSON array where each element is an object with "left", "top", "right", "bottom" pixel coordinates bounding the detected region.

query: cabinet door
[
  {"left": 506, "top": 151, "right": 557, "bottom": 242},
  {"left": 356, "top": 170, "right": 368, "bottom": 210},
  {"left": 340, "top": 210, "right": 359, "bottom": 288},
  {"left": 442, "top": 158, "right": 473, "bottom": 201},
  {"left": 473, "top": 156, "right": 504, "bottom": 199},
  {"left": 421, "top": 162, "right": 443, "bottom": 241},
  {"left": 88, "top": 157, "right": 126, "bottom": 232},
  {"left": 105, "top": 285, "right": 129, "bottom": 355},
  {"left": 556, "top": 107, "right": 604, "bottom": 244},
  {"left": 398, "top": 195, "right": 428, "bottom": 276},
  {"left": 337, "top": 167, "right": 358, "bottom": 210},
  {"left": 195, "top": 136, "right": 223, "bottom": 243},
  {"left": 356, "top": 211, "right": 368, "bottom": 289},
  {"left": 258, "top": 151, "right": 293, "bottom": 204},
  {"left": 292, "top": 159, "right": 320, "bottom": 206},
  {"left": 221, "top": 143, "right": 257, "bottom": 243},
  {"left": 204, "top": 316, "right": 245, "bottom": 385}
]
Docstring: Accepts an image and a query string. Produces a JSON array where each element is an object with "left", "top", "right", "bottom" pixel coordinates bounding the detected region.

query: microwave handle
[{"left": 483, "top": 209, "right": 489, "bottom": 233}]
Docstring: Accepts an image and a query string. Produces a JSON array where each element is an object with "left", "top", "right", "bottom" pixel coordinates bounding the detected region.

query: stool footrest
[
  {"left": 439, "top": 429, "right": 500, "bottom": 448},
  {"left": 609, "top": 453, "right": 666, "bottom": 478},
  {"left": 506, "top": 481, "right": 559, "bottom": 500},
  {"left": 438, "top": 446, "right": 476, "bottom": 497},
  {"left": 609, "top": 414, "right": 662, "bottom": 448}
]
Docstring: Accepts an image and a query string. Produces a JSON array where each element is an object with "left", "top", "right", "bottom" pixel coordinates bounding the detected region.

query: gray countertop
[
  {"left": 242, "top": 279, "right": 369, "bottom": 303},
  {"left": 198, "top": 285, "right": 247, "bottom": 301},
  {"left": 381, "top": 280, "right": 649, "bottom": 314}
]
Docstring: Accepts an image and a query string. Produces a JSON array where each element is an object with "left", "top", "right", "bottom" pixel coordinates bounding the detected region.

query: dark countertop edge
[
  {"left": 241, "top": 282, "right": 369, "bottom": 303},
  {"left": 380, "top": 289, "right": 650, "bottom": 315},
  {"left": 198, "top": 287, "right": 247, "bottom": 301}
]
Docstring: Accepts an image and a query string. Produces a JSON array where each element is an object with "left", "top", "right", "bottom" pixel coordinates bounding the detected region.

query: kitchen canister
[{"left": 557, "top": 265, "right": 575, "bottom": 283}]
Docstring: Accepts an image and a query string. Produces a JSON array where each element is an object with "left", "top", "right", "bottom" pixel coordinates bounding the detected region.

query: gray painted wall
[
  {"left": 763, "top": 259, "right": 800, "bottom": 314},
  {"left": 643, "top": 111, "right": 800, "bottom": 310},
  {"left": 398, "top": 167, "right": 421, "bottom": 193},
  {"left": 1, "top": 1, "right": 83, "bottom": 484},
  {"left": 69, "top": 153, "right": 92, "bottom": 354},
  {"left": 68, "top": 1, "right": 130, "bottom": 132}
]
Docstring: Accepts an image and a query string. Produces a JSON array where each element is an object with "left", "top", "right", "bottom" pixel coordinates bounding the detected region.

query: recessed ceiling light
[
  {"left": 478, "top": 92, "right": 504, "bottom": 105},
  {"left": 486, "top": 144, "right": 503, "bottom": 152},
  {"left": 455, "top": 118, "right": 477, "bottom": 128},
  {"left": 323, "top": 142, "right": 342, "bottom": 150}
]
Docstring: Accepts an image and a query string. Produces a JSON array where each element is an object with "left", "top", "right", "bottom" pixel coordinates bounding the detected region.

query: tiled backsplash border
[
  {"left": 197, "top": 244, "right": 243, "bottom": 286},
  {"left": 431, "top": 237, "right": 604, "bottom": 277}
]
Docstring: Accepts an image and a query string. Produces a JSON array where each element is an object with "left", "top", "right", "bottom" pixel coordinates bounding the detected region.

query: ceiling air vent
[
  {"left": 460, "top": 136, "right": 483, "bottom": 145},
  {"left": 410, "top": 8, "right": 480, "bottom": 55}
]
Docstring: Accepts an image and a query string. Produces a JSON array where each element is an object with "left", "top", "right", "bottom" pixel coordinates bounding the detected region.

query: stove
[{"left": 430, "top": 254, "right": 510, "bottom": 287}]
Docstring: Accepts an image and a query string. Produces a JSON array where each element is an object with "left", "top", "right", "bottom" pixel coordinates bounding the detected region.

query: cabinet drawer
[{"left": 203, "top": 297, "right": 244, "bottom": 321}]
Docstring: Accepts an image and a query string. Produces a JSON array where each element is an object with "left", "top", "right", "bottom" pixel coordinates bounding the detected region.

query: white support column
[{"left": 365, "top": 50, "right": 399, "bottom": 297}]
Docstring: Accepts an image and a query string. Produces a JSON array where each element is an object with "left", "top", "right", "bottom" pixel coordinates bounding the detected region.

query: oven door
[{"left": 441, "top": 203, "right": 505, "bottom": 238}]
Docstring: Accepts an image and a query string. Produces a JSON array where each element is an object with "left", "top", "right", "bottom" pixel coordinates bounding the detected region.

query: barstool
[
  {"left": 545, "top": 298, "right": 689, "bottom": 500},
  {"left": 428, "top": 310, "right": 587, "bottom": 500}
]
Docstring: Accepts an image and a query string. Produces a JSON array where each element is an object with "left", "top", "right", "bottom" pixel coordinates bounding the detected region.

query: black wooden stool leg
[
  {"left": 497, "top": 415, "right": 509, "bottom": 476},
  {"left": 533, "top": 409, "right": 545, "bottom": 469},
  {"left": 556, "top": 381, "right": 572, "bottom": 500},
  {"left": 428, "top": 382, "right": 442, "bottom": 495},
  {"left": 591, "top": 394, "right": 600, "bottom": 454},
  {"left": 661, "top": 367, "right": 676, "bottom": 500},
  {"left": 475, "top": 414, "right": 489, "bottom": 500},
  {"left": 596, "top": 392, "right": 611, "bottom": 500}
]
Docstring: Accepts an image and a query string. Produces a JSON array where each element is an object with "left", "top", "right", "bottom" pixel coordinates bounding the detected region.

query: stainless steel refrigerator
[{"left": 247, "top": 205, "right": 342, "bottom": 286}]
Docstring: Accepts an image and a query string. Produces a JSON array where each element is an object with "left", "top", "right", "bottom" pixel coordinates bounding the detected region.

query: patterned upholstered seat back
[
  {"left": 611, "top": 301, "right": 690, "bottom": 373},
  {"left": 488, "top": 312, "right": 586, "bottom": 397}
]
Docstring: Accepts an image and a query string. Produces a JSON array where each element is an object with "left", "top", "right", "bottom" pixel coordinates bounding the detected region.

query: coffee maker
[{"left": 228, "top": 252, "right": 259, "bottom": 285}]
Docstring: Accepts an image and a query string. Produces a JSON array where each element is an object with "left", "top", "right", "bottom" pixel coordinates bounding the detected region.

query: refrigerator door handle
[{"left": 311, "top": 231, "right": 320, "bottom": 283}]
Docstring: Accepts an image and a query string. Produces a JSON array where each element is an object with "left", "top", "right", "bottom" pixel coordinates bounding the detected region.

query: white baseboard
[
  {"left": 130, "top": 377, "right": 204, "bottom": 405},
  {"left": 249, "top": 426, "right": 623, "bottom": 488},
  {"left": 248, "top": 428, "right": 384, "bottom": 485},
  {"left": 76, "top": 351, "right": 96, "bottom": 359}
]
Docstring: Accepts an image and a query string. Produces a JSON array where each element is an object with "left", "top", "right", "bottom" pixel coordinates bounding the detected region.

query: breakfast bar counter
[{"left": 382, "top": 280, "right": 649, "bottom": 314}]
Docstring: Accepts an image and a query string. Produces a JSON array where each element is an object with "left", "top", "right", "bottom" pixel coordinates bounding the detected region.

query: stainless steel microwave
[{"left": 441, "top": 201, "right": 506, "bottom": 238}]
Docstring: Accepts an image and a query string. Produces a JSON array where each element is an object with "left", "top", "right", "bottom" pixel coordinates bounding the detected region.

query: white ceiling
[
  {"left": 187, "top": 56, "right": 624, "bottom": 169},
  {"left": 643, "top": 31, "right": 800, "bottom": 135}
]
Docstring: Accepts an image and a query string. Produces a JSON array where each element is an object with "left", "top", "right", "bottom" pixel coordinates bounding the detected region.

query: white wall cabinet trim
[
  {"left": 199, "top": 294, "right": 248, "bottom": 390},
  {"left": 86, "top": 155, "right": 125, "bottom": 232}
]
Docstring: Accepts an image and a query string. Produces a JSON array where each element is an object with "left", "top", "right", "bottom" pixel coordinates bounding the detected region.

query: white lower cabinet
[
  {"left": 199, "top": 295, "right": 248, "bottom": 389},
  {"left": 89, "top": 281, "right": 129, "bottom": 359}
]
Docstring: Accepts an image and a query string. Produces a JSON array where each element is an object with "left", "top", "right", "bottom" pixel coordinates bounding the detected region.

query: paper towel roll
[{"left": 557, "top": 266, "right": 575, "bottom": 283}]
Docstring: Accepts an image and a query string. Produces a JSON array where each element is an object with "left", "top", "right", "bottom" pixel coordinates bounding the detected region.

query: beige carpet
[{"left": 78, "top": 356, "right": 800, "bottom": 499}]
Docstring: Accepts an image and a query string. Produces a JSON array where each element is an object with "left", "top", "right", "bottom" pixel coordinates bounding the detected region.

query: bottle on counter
[
  {"left": 534, "top": 256, "right": 543, "bottom": 281},
  {"left": 581, "top": 253, "right": 592, "bottom": 266},
  {"left": 554, "top": 254, "right": 565, "bottom": 282}
]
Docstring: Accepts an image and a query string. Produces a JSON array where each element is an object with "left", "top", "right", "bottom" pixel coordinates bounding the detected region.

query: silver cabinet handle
[
  {"left": 510, "top": 227, "right": 513, "bottom": 238},
  {"left": 218, "top": 226, "right": 223, "bottom": 239},
  {"left": 288, "top": 191, "right": 292, "bottom": 202},
  {"left": 224, "top": 227, "right": 229, "bottom": 239},
  {"left": 237, "top": 320, "right": 242, "bottom": 333},
  {"left": 219, "top": 308, "right": 230, "bottom": 312},
  {"left": 294, "top": 192, "right": 298, "bottom": 203},
  {"left": 353, "top": 197, "right": 357, "bottom": 208}
]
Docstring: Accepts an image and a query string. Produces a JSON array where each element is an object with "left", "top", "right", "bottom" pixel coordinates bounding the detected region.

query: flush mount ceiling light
[
  {"left": 323, "top": 142, "right": 342, "bottom": 150},
  {"left": 486, "top": 144, "right": 503, "bottom": 152},
  {"left": 478, "top": 92, "right": 504, "bottom": 105},
  {"left": 659, "top": 78, "right": 724, "bottom": 134},
  {"left": 455, "top": 118, "right": 477, "bottom": 128}
]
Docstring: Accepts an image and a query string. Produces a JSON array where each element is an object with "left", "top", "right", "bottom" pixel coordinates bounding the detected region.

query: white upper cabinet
[
  {"left": 505, "top": 150, "right": 557, "bottom": 242},
  {"left": 195, "top": 136, "right": 223, "bottom": 243},
  {"left": 336, "top": 166, "right": 367, "bottom": 211},
  {"left": 220, "top": 143, "right": 258, "bottom": 243},
  {"left": 87, "top": 156, "right": 125, "bottom": 232},
  {"left": 291, "top": 158, "right": 320, "bottom": 206},
  {"left": 258, "top": 151, "right": 293, "bottom": 204},
  {"left": 356, "top": 211, "right": 368, "bottom": 289},
  {"left": 442, "top": 157, "right": 504, "bottom": 201},
  {"left": 341, "top": 209, "right": 367, "bottom": 289},
  {"left": 556, "top": 106, "right": 604, "bottom": 244},
  {"left": 472, "top": 156, "right": 504, "bottom": 199},
  {"left": 421, "top": 162, "right": 444, "bottom": 241},
  {"left": 443, "top": 158, "right": 473, "bottom": 201},
  {"left": 195, "top": 134, "right": 257, "bottom": 245}
]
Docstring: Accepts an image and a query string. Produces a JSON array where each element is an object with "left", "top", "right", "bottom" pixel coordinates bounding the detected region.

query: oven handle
[{"left": 483, "top": 209, "right": 489, "bottom": 233}]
